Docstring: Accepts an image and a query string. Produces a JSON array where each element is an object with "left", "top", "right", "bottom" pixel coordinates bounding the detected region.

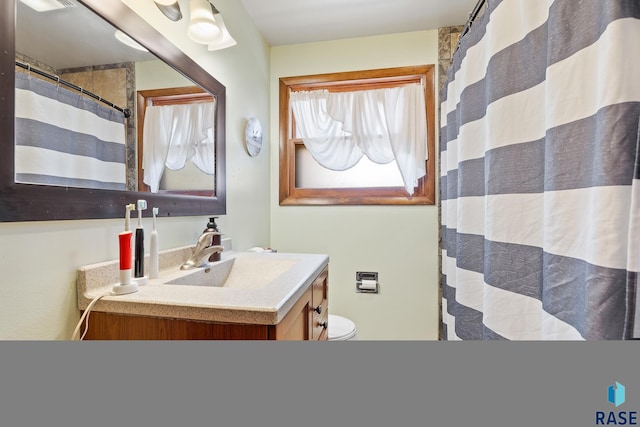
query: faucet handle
[
  {"left": 195, "top": 230, "right": 215, "bottom": 246},
  {"left": 197, "top": 232, "right": 212, "bottom": 244}
]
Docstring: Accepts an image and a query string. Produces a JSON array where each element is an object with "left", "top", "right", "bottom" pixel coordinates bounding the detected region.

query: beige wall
[
  {"left": 270, "top": 31, "right": 440, "bottom": 340},
  {"left": 0, "top": 0, "right": 271, "bottom": 339}
]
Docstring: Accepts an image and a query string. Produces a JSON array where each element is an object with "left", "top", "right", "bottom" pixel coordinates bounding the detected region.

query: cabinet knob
[
  {"left": 313, "top": 305, "right": 322, "bottom": 314},
  {"left": 318, "top": 321, "right": 327, "bottom": 329}
]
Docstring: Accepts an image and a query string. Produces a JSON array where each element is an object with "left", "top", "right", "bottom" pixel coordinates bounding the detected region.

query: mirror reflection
[
  {"left": 15, "top": 0, "right": 216, "bottom": 194},
  {"left": 137, "top": 86, "right": 216, "bottom": 194}
]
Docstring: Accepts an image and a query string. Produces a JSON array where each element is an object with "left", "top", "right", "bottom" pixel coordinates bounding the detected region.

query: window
[{"left": 279, "top": 65, "right": 435, "bottom": 206}]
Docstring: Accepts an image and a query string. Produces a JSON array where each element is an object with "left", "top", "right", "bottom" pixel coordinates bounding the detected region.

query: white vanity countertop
[{"left": 77, "top": 248, "right": 329, "bottom": 325}]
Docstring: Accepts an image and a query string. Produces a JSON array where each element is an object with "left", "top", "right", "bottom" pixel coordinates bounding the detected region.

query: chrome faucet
[{"left": 180, "top": 231, "right": 224, "bottom": 270}]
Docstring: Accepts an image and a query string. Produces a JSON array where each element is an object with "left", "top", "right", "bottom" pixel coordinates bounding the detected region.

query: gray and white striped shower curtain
[
  {"left": 440, "top": 0, "right": 640, "bottom": 340},
  {"left": 14, "top": 72, "right": 127, "bottom": 190}
]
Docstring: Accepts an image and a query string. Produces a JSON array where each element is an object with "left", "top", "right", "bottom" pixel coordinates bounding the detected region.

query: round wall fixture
[{"left": 245, "top": 117, "right": 263, "bottom": 157}]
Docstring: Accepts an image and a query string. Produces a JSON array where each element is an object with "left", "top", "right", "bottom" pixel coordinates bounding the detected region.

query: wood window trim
[
  {"left": 279, "top": 65, "right": 436, "bottom": 206},
  {"left": 136, "top": 86, "right": 214, "bottom": 196}
]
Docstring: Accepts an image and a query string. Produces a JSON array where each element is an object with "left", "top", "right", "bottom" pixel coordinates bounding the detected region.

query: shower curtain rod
[
  {"left": 15, "top": 60, "right": 131, "bottom": 118},
  {"left": 454, "top": 0, "right": 487, "bottom": 54}
]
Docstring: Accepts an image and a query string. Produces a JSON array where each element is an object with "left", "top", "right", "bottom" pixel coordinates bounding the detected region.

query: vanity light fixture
[
  {"left": 187, "top": 0, "right": 236, "bottom": 50},
  {"left": 153, "top": 0, "right": 183, "bottom": 22},
  {"left": 19, "top": 0, "right": 74, "bottom": 12}
]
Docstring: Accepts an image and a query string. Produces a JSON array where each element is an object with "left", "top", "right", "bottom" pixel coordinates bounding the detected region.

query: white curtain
[
  {"left": 290, "top": 83, "right": 427, "bottom": 194},
  {"left": 142, "top": 101, "right": 215, "bottom": 193}
]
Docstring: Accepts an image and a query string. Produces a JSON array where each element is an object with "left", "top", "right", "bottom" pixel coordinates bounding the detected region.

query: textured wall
[{"left": 437, "top": 26, "right": 463, "bottom": 90}]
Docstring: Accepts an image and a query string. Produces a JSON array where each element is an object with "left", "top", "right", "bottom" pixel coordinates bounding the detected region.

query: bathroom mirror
[{"left": 0, "top": 0, "right": 226, "bottom": 221}]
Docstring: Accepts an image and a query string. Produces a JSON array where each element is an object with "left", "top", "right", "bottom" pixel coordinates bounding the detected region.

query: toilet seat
[{"left": 328, "top": 314, "right": 357, "bottom": 340}]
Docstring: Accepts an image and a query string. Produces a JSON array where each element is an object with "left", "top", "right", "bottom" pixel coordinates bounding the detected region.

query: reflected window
[{"left": 137, "top": 87, "right": 216, "bottom": 195}]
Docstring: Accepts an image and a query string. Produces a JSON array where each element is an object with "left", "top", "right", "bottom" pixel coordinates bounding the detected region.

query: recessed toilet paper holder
[{"left": 356, "top": 271, "right": 379, "bottom": 294}]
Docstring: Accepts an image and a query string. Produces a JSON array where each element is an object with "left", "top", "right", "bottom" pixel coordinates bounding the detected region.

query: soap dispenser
[{"left": 204, "top": 217, "right": 222, "bottom": 262}]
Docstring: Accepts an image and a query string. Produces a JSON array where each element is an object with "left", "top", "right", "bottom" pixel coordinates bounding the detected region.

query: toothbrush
[
  {"left": 118, "top": 204, "right": 136, "bottom": 285},
  {"left": 124, "top": 203, "right": 135, "bottom": 232},
  {"left": 125, "top": 203, "right": 136, "bottom": 270},
  {"left": 134, "top": 199, "right": 147, "bottom": 278},
  {"left": 149, "top": 207, "right": 159, "bottom": 279}
]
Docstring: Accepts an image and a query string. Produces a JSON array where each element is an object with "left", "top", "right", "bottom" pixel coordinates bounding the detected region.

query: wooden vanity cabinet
[
  {"left": 82, "top": 265, "right": 329, "bottom": 341},
  {"left": 276, "top": 264, "right": 328, "bottom": 340}
]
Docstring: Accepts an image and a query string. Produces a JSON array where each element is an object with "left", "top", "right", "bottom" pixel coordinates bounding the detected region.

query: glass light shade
[
  {"left": 154, "top": 0, "right": 182, "bottom": 22},
  {"left": 207, "top": 15, "right": 236, "bottom": 51},
  {"left": 187, "top": 0, "right": 222, "bottom": 44},
  {"left": 208, "top": 36, "right": 236, "bottom": 51}
]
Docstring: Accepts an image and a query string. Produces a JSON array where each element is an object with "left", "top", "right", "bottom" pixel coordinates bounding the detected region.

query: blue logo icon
[{"left": 609, "top": 382, "right": 626, "bottom": 407}]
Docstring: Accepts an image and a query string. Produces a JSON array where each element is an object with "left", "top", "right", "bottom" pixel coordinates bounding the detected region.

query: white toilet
[{"left": 328, "top": 314, "right": 357, "bottom": 341}]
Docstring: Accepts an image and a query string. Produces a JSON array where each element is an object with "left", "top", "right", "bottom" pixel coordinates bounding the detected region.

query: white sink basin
[{"left": 164, "top": 255, "right": 298, "bottom": 289}]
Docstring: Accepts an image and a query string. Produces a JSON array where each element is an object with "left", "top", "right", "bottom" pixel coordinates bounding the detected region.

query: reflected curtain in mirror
[
  {"left": 142, "top": 100, "right": 216, "bottom": 193},
  {"left": 136, "top": 87, "right": 216, "bottom": 195},
  {"left": 14, "top": 71, "right": 127, "bottom": 190},
  {"left": 1, "top": 0, "right": 226, "bottom": 221}
]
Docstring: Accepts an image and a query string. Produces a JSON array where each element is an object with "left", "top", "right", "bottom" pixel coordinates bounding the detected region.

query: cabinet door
[
  {"left": 312, "top": 267, "right": 328, "bottom": 340},
  {"left": 273, "top": 286, "right": 312, "bottom": 340}
]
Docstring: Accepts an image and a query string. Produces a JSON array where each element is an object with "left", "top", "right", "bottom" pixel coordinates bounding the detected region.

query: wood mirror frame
[{"left": 0, "top": 0, "right": 226, "bottom": 222}]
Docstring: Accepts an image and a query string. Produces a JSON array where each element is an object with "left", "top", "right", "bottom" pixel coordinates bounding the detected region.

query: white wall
[
  {"left": 270, "top": 31, "right": 440, "bottom": 340},
  {"left": 0, "top": 0, "right": 271, "bottom": 339}
]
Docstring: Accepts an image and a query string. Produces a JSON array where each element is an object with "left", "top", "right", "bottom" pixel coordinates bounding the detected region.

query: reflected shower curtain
[
  {"left": 14, "top": 72, "right": 127, "bottom": 190},
  {"left": 440, "top": 0, "right": 640, "bottom": 340}
]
